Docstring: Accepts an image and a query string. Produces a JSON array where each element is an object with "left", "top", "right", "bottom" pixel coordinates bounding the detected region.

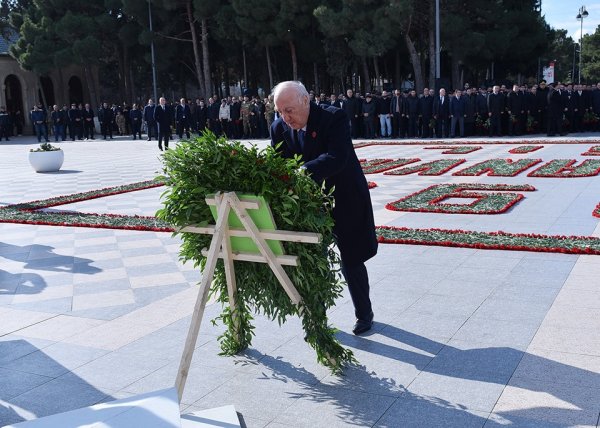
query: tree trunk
[
  {"left": 404, "top": 34, "right": 424, "bottom": 93},
  {"left": 373, "top": 57, "right": 380, "bottom": 92},
  {"left": 266, "top": 46, "right": 273, "bottom": 90},
  {"left": 361, "top": 57, "right": 371, "bottom": 93},
  {"left": 186, "top": 0, "right": 205, "bottom": 97},
  {"left": 451, "top": 54, "right": 460, "bottom": 90},
  {"left": 428, "top": 0, "right": 436, "bottom": 89},
  {"left": 395, "top": 49, "right": 401, "bottom": 89},
  {"left": 83, "top": 65, "right": 99, "bottom": 108},
  {"left": 313, "top": 62, "right": 319, "bottom": 93},
  {"left": 116, "top": 46, "right": 126, "bottom": 101},
  {"left": 123, "top": 45, "right": 132, "bottom": 102},
  {"left": 200, "top": 18, "right": 211, "bottom": 97},
  {"left": 289, "top": 40, "right": 298, "bottom": 81}
]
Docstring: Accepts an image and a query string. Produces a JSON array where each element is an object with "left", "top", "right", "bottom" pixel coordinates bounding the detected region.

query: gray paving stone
[
  {"left": 5, "top": 376, "right": 111, "bottom": 422},
  {"left": 452, "top": 317, "right": 541, "bottom": 349},
  {"left": 0, "top": 342, "right": 108, "bottom": 378},
  {"left": 273, "top": 385, "right": 396, "bottom": 428},
  {"left": 405, "top": 371, "right": 508, "bottom": 413},
  {"left": 492, "top": 377, "right": 600, "bottom": 427},
  {"left": 423, "top": 339, "right": 524, "bottom": 385},
  {"left": 375, "top": 396, "right": 489, "bottom": 427},
  {"left": 0, "top": 367, "right": 53, "bottom": 400},
  {"left": 0, "top": 336, "right": 56, "bottom": 365}
]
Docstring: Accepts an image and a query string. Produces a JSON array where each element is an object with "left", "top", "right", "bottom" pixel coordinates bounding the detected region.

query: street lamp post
[
  {"left": 148, "top": 0, "right": 158, "bottom": 103},
  {"left": 576, "top": 5, "right": 589, "bottom": 84}
]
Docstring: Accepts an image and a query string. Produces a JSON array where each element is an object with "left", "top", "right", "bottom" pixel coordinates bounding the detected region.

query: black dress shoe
[{"left": 352, "top": 319, "right": 373, "bottom": 335}]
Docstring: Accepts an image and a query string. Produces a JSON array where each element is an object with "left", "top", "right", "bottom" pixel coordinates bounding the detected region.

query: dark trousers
[
  {"left": 101, "top": 123, "right": 113, "bottom": 139},
  {"left": 83, "top": 121, "right": 95, "bottom": 139},
  {"left": 548, "top": 111, "right": 563, "bottom": 136},
  {"left": 176, "top": 120, "right": 191, "bottom": 139},
  {"left": 0, "top": 125, "right": 9, "bottom": 141},
  {"left": 489, "top": 115, "right": 502, "bottom": 136},
  {"left": 131, "top": 122, "right": 142, "bottom": 139},
  {"left": 70, "top": 123, "right": 82, "bottom": 140},
  {"left": 436, "top": 117, "right": 449, "bottom": 138},
  {"left": 34, "top": 123, "right": 49, "bottom": 142},
  {"left": 157, "top": 123, "right": 170, "bottom": 149},
  {"left": 363, "top": 116, "right": 374, "bottom": 139},
  {"left": 53, "top": 124, "right": 65, "bottom": 141},
  {"left": 420, "top": 116, "right": 432, "bottom": 138},
  {"left": 146, "top": 121, "right": 157, "bottom": 140},
  {"left": 341, "top": 261, "right": 373, "bottom": 321},
  {"left": 407, "top": 116, "right": 418, "bottom": 137}
]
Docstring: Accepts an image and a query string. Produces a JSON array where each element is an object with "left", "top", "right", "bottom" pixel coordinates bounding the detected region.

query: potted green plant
[{"left": 28, "top": 142, "right": 64, "bottom": 172}]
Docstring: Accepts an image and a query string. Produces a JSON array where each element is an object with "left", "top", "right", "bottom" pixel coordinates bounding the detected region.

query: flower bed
[
  {"left": 594, "top": 202, "right": 600, "bottom": 218},
  {"left": 453, "top": 159, "right": 542, "bottom": 177},
  {"left": 384, "top": 159, "right": 466, "bottom": 176},
  {"left": 508, "top": 145, "right": 544, "bottom": 154},
  {"left": 386, "top": 183, "right": 535, "bottom": 214},
  {"left": 360, "top": 158, "right": 418, "bottom": 174},
  {"left": 375, "top": 226, "right": 600, "bottom": 255},
  {"left": 424, "top": 146, "right": 482, "bottom": 154},
  {"left": 528, "top": 159, "right": 600, "bottom": 177},
  {"left": 582, "top": 146, "right": 600, "bottom": 156}
]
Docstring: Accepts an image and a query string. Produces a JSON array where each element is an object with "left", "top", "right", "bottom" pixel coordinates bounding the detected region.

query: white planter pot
[{"left": 28, "top": 150, "right": 64, "bottom": 173}]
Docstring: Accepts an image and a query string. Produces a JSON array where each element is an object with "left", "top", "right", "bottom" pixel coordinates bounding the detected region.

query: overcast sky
[{"left": 541, "top": 0, "right": 600, "bottom": 40}]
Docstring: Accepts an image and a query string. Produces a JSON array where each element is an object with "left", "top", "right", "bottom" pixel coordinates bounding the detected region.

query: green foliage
[
  {"left": 157, "top": 132, "right": 356, "bottom": 373},
  {"left": 30, "top": 142, "right": 60, "bottom": 152},
  {"left": 581, "top": 25, "right": 600, "bottom": 83}
]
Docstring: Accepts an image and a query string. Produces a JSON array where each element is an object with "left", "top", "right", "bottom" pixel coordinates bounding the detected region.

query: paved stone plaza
[{"left": 1, "top": 133, "right": 600, "bottom": 427}]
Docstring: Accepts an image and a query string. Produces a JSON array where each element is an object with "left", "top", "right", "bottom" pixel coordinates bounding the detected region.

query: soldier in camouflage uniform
[
  {"left": 264, "top": 95, "right": 275, "bottom": 135},
  {"left": 240, "top": 95, "right": 252, "bottom": 139}
]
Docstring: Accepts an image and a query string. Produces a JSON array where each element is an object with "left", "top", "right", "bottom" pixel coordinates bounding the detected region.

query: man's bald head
[{"left": 272, "top": 81, "right": 310, "bottom": 130}]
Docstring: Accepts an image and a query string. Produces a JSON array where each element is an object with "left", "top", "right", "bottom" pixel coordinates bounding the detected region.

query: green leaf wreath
[{"left": 157, "top": 132, "right": 355, "bottom": 373}]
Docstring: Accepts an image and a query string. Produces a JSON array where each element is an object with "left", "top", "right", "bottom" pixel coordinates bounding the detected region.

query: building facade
[{"left": 1, "top": 32, "right": 99, "bottom": 127}]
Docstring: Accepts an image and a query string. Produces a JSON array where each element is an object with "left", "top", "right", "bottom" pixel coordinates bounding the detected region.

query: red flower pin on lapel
[{"left": 311, "top": 131, "right": 317, "bottom": 138}]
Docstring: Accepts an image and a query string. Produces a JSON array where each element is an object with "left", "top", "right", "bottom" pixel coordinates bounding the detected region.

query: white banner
[{"left": 543, "top": 62, "right": 555, "bottom": 84}]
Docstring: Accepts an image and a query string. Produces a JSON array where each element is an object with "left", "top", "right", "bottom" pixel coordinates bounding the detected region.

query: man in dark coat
[
  {"left": 405, "top": 90, "right": 419, "bottom": 138},
  {"left": 536, "top": 80, "right": 549, "bottom": 132},
  {"left": 449, "top": 89, "right": 467, "bottom": 138},
  {"left": 506, "top": 85, "right": 524, "bottom": 136},
  {"left": 433, "top": 88, "right": 450, "bottom": 138},
  {"left": 98, "top": 102, "right": 114, "bottom": 140},
  {"left": 487, "top": 86, "right": 504, "bottom": 137},
  {"left": 271, "top": 81, "right": 378, "bottom": 335},
  {"left": 143, "top": 99, "right": 157, "bottom": 141},
  {"left": 82, "top": 103, "right": 95, "bottom": 140},
  {"left": 342, "top": 89, "right": 361, "bottom": 139},
  {"left": 68, "top": 103, "right": 83, "bottom": 141},
  {"left": 547, "top": 84, "right": 565, "bottom": 136},
  {"left": 154, "top": 97, "right": 173, "bottom": 150},
  {"left": 175, "top": 97, "right": 192, "bottom": 139},
  {"left": 418, "top": 88, "right": 434, "bottom": 138}
]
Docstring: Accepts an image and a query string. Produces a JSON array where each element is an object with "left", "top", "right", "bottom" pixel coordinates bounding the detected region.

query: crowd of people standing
[
  {"left": 322, "top": 81, "right": 600, "bottom": 140},
  {"left": 1, "top": 80, "right": 599, "bottom": 145}
]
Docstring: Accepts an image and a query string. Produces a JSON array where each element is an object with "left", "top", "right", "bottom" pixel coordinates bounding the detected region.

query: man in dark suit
[
  {"left": 98, "top": 102, "right": 114, "bottom": 140},
  {"left": 82, "top": 103, "right": 95, "bottom": 140},
  {"left": 175, "top": 97, "right": 191, "bottom": 139},
  {"left": 418, "top": 88, "right": 433, "bottom": 138},
  {"left": 271, "top": 81, "right": 378, "bottom": 335},
  {"left": 487, "top": 85, "right": 504, "bottom": 137},
  {"left": 449, "top": 89, "right": 467, "bottom": 138},
  {"left": 154, "top": 97, "right": 173, "bottom": 151},
  {"left": 342, "top": 89, "right": 361, "bottom": 139},
  {"left": 143, "top": 99, "right": 157, "bottom": 141},
  {"left": 547, "top": 83, "right": 565, "bottom": 136},
  {"left": 433, "top": 88, "right": 450, "bottom": 138}
]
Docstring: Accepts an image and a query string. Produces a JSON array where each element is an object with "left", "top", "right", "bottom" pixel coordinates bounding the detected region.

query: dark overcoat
[{"left": 271, "top": 103, "right": 378, "bottom": 267}]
